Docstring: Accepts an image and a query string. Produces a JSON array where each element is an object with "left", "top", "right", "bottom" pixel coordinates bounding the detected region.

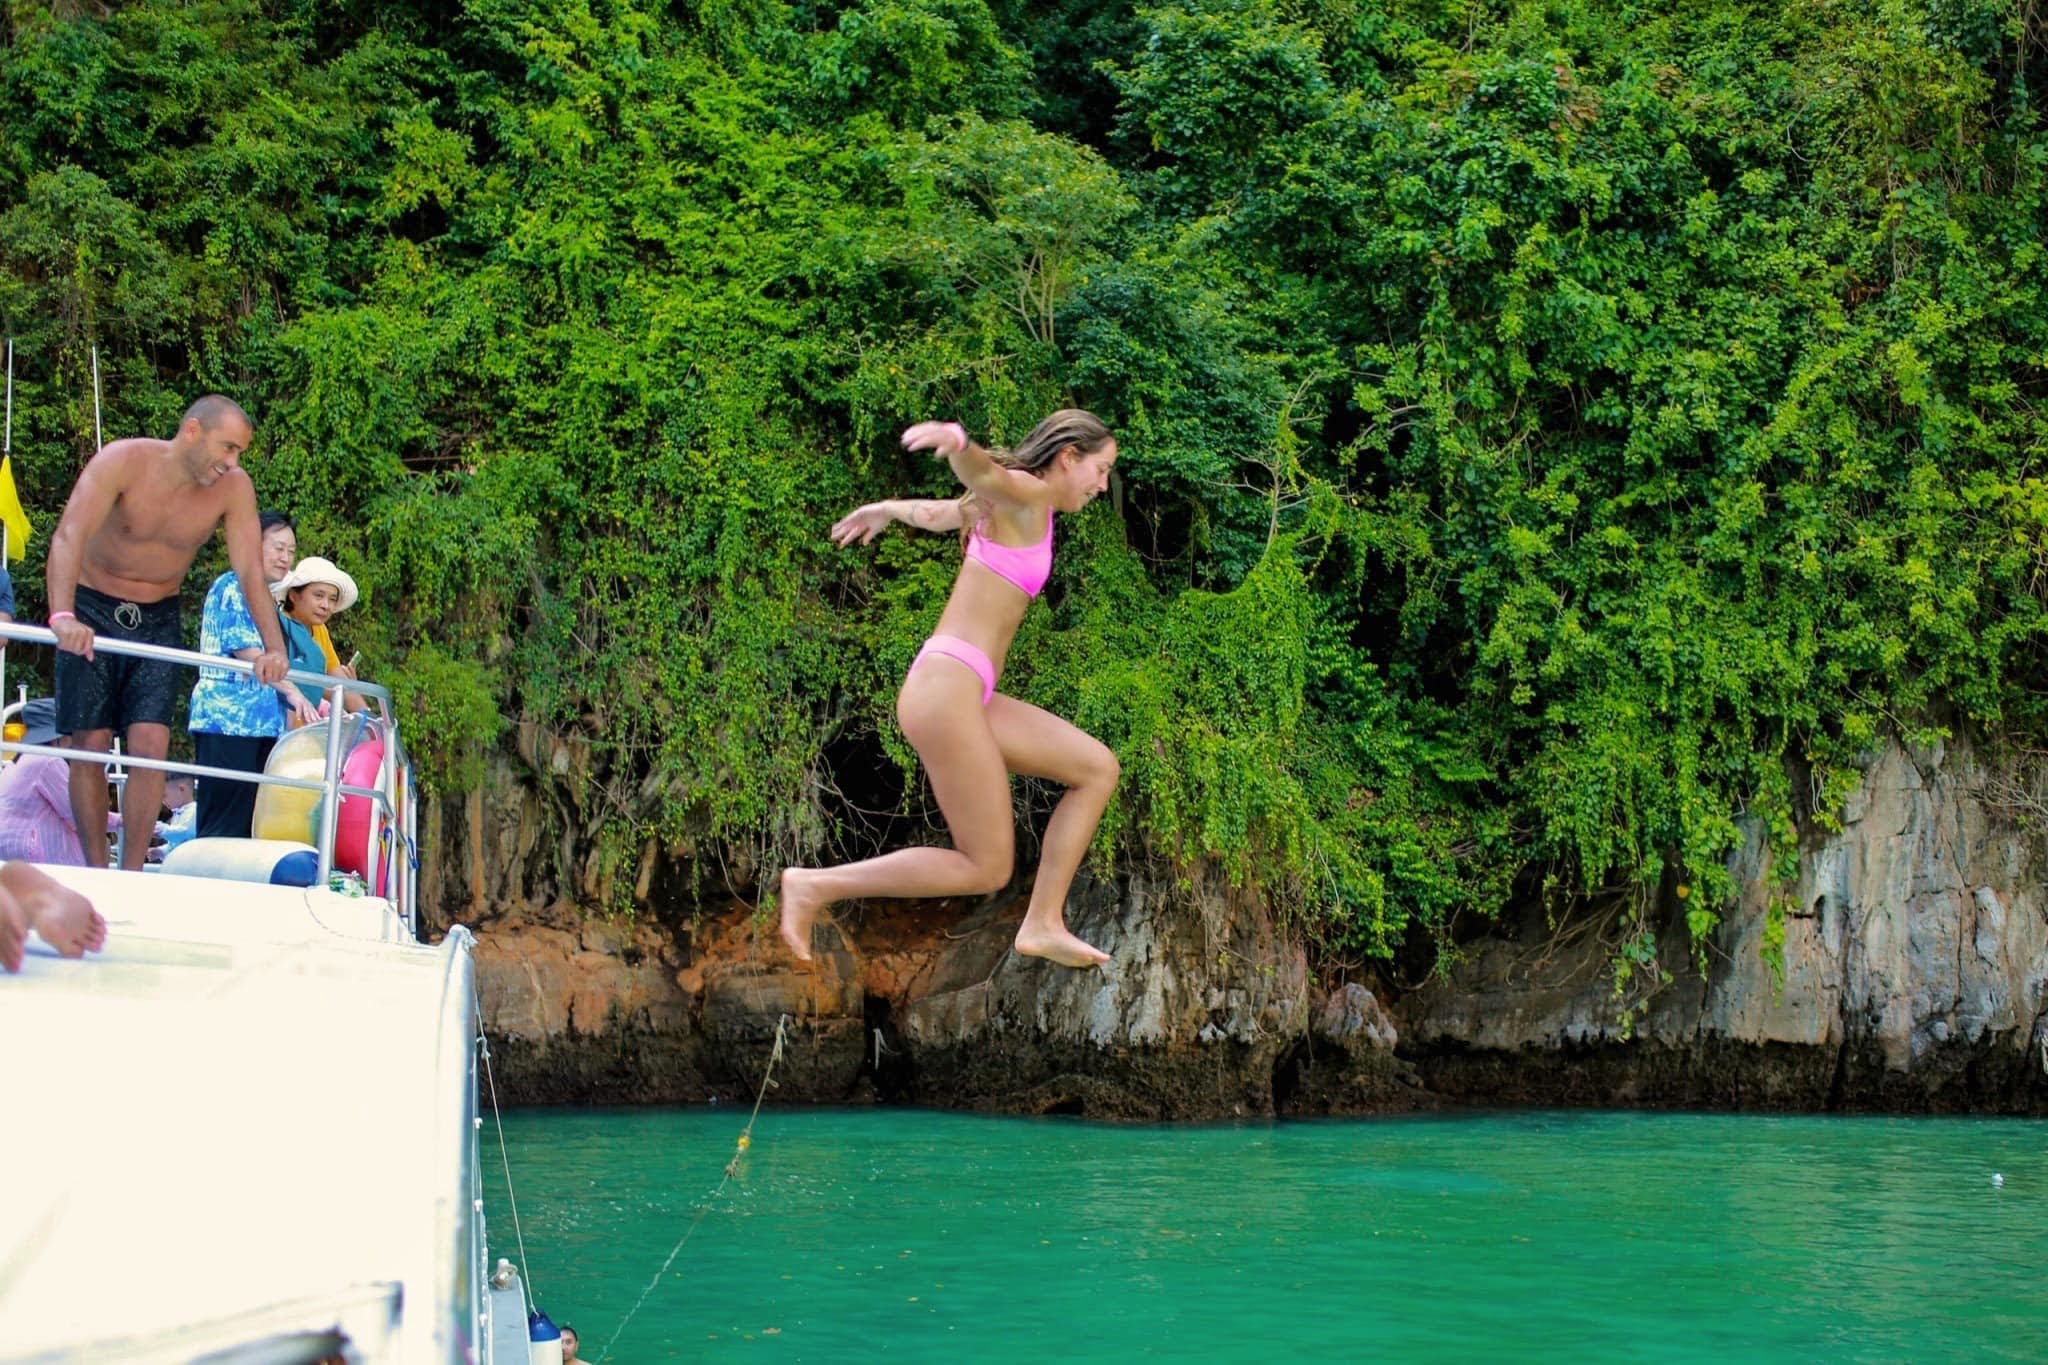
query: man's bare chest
[{"left": 106, "top": 483, "right": 222, "bottom": 553}]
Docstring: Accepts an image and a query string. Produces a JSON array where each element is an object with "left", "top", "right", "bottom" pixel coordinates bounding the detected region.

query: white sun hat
[{"left": 271, "top": 556, "right": 359, "bottom": 613}]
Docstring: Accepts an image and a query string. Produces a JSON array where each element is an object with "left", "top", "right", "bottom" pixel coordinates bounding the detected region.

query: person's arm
[
  {"left": 267, "top": 629, "right": 320, "bottom": 725},
  {"left": 275, "top": 679, "right": 320, "bottom": 727},
  {"left": 901, "top": 421, "right": 1051, "bottom": 511},
  {"left": 328, "top": 651, "right": 368, "bottom": 713},
  {"left": 30, "top": 758, "right": 74, "bottom": 828},
  {"left": 271, "top": 619, "right": 324, "bottom": 726},
  {"left": 21, "top": 755, "right": 114, "bottom": 855},
  {"left": 318, "top": 625, "right": 369, "bottom": 711},
  {"left": 337, "top": 660, "right": 369, "bottom": 714},
  {"left": 208, "top": 579, "right": 301, "bottom": 715},
  {"left": 830, "top": 498, "right": 965, "bottom": 547},
  {"left": 219, "top": 481, "right": 288, "bottom": 683},
  {"left": 210, "top": 576, "right": 264, "bottom": 664},
  {"left": 45, "top": 447, "right": 132, "bottom": 659}
]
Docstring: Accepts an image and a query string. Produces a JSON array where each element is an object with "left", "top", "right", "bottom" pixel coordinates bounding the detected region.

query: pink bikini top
[{"left": 965, "top": 510, "right": 1055, "bottom": 598}]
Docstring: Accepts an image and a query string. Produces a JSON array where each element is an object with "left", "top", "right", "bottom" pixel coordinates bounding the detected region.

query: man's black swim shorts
[{"left": 55, "top": 584, "right": 183, "bottom": 735}]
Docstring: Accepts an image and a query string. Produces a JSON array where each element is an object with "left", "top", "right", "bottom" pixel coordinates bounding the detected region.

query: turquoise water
[{"left": 484, "top": 1107, "right": 2048, "bottom": 1361}]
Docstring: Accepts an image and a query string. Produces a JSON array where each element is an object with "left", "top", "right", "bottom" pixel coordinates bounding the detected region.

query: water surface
[{"left": 484, "top": 1107, "right": 2048, "bottom": 1361}]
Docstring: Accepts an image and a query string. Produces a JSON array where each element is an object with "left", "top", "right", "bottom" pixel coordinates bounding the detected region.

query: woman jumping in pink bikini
[{"left": 779, "top": 410, "right": 1122, "bottom": 969}]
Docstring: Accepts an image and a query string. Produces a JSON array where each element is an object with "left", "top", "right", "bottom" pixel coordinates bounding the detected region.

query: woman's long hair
[{"left": 958, "top": 408, "right": 1114, "bottom": 541}]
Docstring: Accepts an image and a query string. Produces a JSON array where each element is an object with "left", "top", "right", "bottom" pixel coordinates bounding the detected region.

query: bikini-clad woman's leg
[
  {"left": 779, "top": 660, "right": 1014, "bottom": 960},
  {"left": 985, "top": 694, "right": 1118, "bottom": 968}
]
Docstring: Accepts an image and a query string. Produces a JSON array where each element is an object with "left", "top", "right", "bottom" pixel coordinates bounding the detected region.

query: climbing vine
[{"left": 0, "top": 0, "right": 2043, "bottom": 968}]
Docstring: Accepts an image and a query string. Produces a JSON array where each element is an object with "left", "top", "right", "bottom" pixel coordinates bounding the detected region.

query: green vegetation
[{"left": 2, "top": 0, "right": 2043, "bottom": 961}]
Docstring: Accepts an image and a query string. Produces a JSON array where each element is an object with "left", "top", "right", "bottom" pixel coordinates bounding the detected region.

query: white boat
[{"left": 0, "top": 626, "right": 535, "bottom": 1363}]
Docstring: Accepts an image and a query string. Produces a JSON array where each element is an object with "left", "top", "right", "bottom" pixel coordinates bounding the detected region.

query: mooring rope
[
  {"left": 476, "top": 1015, "right": 535, "bottom": 1300},
  {"left": 595, "top": 1012, "right": 789, "bottom": 1364}
]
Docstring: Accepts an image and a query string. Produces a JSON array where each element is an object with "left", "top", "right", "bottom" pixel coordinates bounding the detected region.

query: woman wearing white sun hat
[{"left": 271, "top": 556, "right": 364, "bottom": 720}]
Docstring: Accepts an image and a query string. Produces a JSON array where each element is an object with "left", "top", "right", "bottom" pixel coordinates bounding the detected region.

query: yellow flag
[{"left": 0, "top": 456, "right": 31, "bottom": 562}]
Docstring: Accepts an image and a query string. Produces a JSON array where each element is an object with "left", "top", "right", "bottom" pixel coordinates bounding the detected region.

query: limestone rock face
[
  {"left": 882, "top": 869, "right": 1311, "bottom": 1117},
  {"left": 1401, "top": 739, "right": 2048, "bottom": 1111},
  {"left": 472, "top": 912, "right": 702, "bottom": 1103},
  {"left": 692, "top": 913, "right": 868, "bottom": 1103},
  {"left": 1267, "top": 981, "right": 1419, "bottom": 1114},
  {"left": 460, "top": 861, "right": 1320, "bottom": 1117},
  {"left": 1316, "top": 982, "right": 1397, "bottom": 1055},
  {"left": 444, "top": 735, "right": 2048, "bottom": 1115}
]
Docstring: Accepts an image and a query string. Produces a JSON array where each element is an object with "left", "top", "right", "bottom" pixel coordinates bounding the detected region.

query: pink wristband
[{"left": 48, "top": 612, "right": 76, "bottom": 625}]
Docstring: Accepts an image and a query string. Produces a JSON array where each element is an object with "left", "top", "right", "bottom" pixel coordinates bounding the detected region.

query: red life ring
[{"left": 334, "top": 735, "right": 387, "bottom": 894}]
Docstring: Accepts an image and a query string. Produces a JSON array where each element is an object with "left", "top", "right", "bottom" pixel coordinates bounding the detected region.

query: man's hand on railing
[
  {"left": 251, "top": 648, "right": 288, "bottom": 685},
  {"left": 51, "top": 617, "right": 95, "bottom": 661}
]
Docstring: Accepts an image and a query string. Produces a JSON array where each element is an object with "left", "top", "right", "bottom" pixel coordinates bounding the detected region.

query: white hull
[{"left": 0, "top": 868, "right": 488, "bottom": 1362}]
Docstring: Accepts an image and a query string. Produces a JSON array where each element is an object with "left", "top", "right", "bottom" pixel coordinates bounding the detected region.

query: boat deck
[{"left": 0, "top": 865, "right": 476, "bottom": 1361}]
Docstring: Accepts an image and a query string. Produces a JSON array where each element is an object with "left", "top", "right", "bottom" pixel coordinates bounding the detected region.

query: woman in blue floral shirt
[{"left": 188, "top": 511, "right": 319, "bottom": 837}]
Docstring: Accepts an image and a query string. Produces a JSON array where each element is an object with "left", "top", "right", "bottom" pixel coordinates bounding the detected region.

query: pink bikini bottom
[{"left": 910, "top": 634, "right": 996, "bottom": 705}]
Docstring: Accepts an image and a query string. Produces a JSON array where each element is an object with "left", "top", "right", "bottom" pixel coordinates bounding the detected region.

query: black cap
[{"left": 17, "top": 697, "right": 57, "bottom": 747}]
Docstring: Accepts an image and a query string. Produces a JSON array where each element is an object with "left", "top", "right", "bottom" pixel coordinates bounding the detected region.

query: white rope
[
  {"left": 596, "top": 1014, "right": 787, "bottom": 1363},
  {"left": 477, "top": 1020, "right": 535, "bottom": 1299}
]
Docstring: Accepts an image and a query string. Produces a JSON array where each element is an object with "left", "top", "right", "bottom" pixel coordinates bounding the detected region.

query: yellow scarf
[{"left": 312, "top": 621, "right": 340, "bottom": 672}]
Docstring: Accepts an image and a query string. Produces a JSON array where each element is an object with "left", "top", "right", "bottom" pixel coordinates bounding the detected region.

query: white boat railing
[{"left": 0, "top": 620, "right": 421, "bottom": 934}]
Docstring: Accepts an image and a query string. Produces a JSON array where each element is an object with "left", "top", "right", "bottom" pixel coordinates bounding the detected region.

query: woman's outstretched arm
[
  {"left": 831, "top": 498, "right": 964, "bottom": 546},
  {"left": 902, "top": 421, "right": 1050, "bottom": 511}
]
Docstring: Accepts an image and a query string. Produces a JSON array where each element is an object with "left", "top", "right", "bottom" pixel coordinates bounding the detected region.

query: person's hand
[
  {"left": 51, "top": 616, "right": 95, "bottom": 660},
  {"left": 252, "top": 648, "right": 288, "bottom": 685},
  {"left": 287, "top": 693, "right": 321, "bottom": 729},
  {"left": 335, "top": 661, "right": 358, "bottom": 681},
  {"left": 901, "top": 421, "right": 968, "bottom": 458},
  {"left": 830, "top": 503, "right": 896, "bottom": 548}
]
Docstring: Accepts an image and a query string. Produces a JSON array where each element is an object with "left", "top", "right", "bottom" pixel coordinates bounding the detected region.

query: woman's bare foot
[
  {"left": 0, "top": 893, "right": 26, "bottom": 974},
  {"left": 778, "top": 867, "right": 827, "bottom": 962},
  {"left": 1014, "top": 922, "right": 1110, "bottom": 969}
]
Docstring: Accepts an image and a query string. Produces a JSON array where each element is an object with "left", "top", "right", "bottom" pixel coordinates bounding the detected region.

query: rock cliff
[
  {"left": 1399, "top": 739, "right": 2048, "bottom": 1111},
  {"left": 438, "top": 737, "right": 2048, "bottom": 1116}
]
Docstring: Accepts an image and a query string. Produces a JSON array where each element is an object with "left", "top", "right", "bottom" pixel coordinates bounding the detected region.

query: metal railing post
[{"left": 314, "top": 683, "right": 350, "bottom": 886}]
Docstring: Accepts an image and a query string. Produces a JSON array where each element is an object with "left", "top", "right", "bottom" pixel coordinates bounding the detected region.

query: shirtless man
[{"left": 45, "top": 395, "right": 289, "bottom": 870}]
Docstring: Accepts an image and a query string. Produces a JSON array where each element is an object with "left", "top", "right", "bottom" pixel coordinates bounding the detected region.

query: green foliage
[
  {"left": 1761, "top": 895, "right": 1790, "bottom": 999},
  {"left": 2, "top": 0, "right": 2044, "bottom": 968},
  {"left": 1610, "top": 921, "right": 1672, "bottom": 1041},
  {"left": 807, "top": 0, "right": 1030, "bottom": 123},
  {"left": 387, "top": 639, "right": 504, "bottom": 791}
]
